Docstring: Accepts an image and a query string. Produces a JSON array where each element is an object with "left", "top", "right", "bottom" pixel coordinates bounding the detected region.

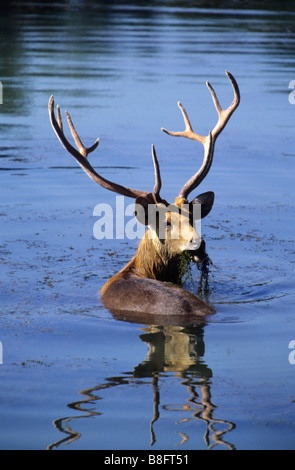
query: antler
[
  {"left": 48, "top": 95, "right": 162, "bottom": 202},
  {"left": 161, "top": 71, "right": 240, "bottom": 200}
]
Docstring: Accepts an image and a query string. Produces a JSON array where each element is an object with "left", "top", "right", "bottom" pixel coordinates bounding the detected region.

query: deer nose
[
  {"left": 189, "top": 236, "right": 203, "bottom": 251},
  {"left": 192, "top": 238, "right": 207, "bottom": 263}
]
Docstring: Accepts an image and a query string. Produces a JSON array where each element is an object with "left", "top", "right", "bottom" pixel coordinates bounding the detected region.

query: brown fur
[{"left": 101, "top": 210, "right": 215, "bottom": 320}]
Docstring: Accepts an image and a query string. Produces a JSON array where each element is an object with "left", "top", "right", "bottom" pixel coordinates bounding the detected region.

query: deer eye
[{"left": 165, "top": 220, "right": 172, "bottom": 228}]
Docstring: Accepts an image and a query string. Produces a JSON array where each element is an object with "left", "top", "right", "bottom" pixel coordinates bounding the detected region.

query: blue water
[{"left": 0, "top": 1, "right": 295, "bottom": 450}]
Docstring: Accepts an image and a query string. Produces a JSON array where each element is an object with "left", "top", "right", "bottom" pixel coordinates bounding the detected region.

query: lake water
[{"left": 1, "top": 0, "right": 295, "bottom": 451}]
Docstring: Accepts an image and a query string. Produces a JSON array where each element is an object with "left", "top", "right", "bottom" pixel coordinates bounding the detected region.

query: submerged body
[{"left": 101, "top": 277, "right": 214, "bottom": 318}]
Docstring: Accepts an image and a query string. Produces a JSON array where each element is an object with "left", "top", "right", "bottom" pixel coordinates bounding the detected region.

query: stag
[{"left": 48, "top": 71, "right": 240, "bottom": 322}]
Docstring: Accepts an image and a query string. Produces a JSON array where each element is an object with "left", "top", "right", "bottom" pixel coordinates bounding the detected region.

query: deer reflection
[
  {"left": 47, "top": 324, "right": 235, "bottom": 450},
  {"left": 134, "top": 325, "right": 235, "bottom": 449}
]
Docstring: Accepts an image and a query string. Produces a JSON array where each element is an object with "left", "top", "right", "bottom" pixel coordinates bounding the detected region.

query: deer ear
[
  {"left": 134, "top": 197, "right": 150, "bottom": 226},
  {"left": 191, "top": 191, "right": 215, "bottom": 219}
]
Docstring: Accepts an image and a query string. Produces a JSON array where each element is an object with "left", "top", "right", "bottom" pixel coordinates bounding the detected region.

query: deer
[{"left": 48, "top": 71, "right": 240, "bottom": 323}]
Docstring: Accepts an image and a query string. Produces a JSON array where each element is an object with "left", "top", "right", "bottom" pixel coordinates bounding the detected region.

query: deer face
[{"left": 134, "top": 191, "right": 214, "bottom": 262}]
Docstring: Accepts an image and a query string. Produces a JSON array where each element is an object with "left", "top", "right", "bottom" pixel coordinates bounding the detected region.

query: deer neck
[
  {"left": 101, "top": 230, "right": 183, "bottom": 297},
  {"left": 132, "top": 230, "right": 182, "bottom": 284}
]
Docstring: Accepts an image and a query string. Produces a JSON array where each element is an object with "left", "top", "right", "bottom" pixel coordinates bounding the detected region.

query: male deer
[{"left": 48, "top": 71, "right": 239, "bottom": 322}]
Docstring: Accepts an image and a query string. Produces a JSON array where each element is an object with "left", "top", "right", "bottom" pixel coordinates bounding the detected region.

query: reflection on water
[{"left": 48, "top": 324, "right": 235, "bottom": 450}]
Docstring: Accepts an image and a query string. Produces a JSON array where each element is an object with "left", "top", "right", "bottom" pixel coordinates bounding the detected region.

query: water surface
[{"left": 0, "top": 1, "right": 295, "bottom": 450}]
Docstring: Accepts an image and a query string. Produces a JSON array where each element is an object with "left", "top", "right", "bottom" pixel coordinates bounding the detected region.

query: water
[{"left": 0, "top": 0, "right": 295, "bottom": 450}]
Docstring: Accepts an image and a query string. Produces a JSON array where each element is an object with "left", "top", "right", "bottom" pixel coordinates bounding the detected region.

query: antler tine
[
  {"left": 65, "top": 110, "right": 99, "bottom": 158},
  {"left": 56, "top": 105, "right": 100, "bottom": 158},
  {"left": 56, "top": 104, "right": 63, "bottom": 131},
  {"left": 207, "top": 70, "right": 240, "bottom": 140},
  {"left": 161, "top": 71, "right": 240, "bottom": 200},
  {"left": 49, "top": 96, "right": 99, "bottom": 161},
  {"left": 151, "top": 144, "right": 162, "bottom": 204},
  {"left": 48, "top": 95, "right": 151, "bottom": 200},
  {"left": 161, "top": 101, "right": 206, "bottom": 145}
]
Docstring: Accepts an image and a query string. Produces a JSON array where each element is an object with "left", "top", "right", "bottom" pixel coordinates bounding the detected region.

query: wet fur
[{"left": 101, "top": 229, "right": 215, "bottom": 318}]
